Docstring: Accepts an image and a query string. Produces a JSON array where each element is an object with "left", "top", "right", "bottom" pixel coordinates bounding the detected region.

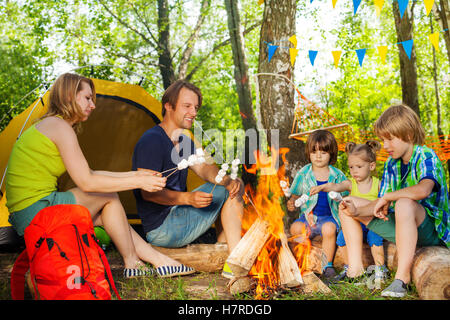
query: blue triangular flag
[
  {"left": 398, "top": 0, "right": 409, "bottom": 19},
  {"left": 268, "top": 45, "right": 278, "bottom": 62},
  {"left": 355, "top": 48, "right": 367, "bottom": 67},
  {"left": 401, "top": 39, "right": 413, "bottom": 59},
  {"left": 353, "top": 0, "right": 362, "bottom": 15},
  {"left": 309, "top": 50, "right": 318, "bottom": 66},
  {"left": 310, "top": 0, "right": 314, "bottom": 3}
]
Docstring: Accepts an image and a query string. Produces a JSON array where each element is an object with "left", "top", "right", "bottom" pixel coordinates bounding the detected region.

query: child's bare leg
[
  {"left": 394, "top": 198, "right": 426, "bottom": 284},
  {"left": 340, "top": 245, "right": 348, "bottom": 265},
  {"left": 370, "top": 245, "right": 385, "bottom": 266},
  {"left": 290, "top": 221, "right": 307, "bottom": 242},
  {"left": 321, "top": 222, "right": 337, "bottom": 264},
  {"left": 339, "top": 209, "right": 365, "bottom": 277}
]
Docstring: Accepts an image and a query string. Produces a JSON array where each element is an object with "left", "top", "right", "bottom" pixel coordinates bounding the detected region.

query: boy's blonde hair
[
  {"left": 43, "top": 73, "right": 96, "bottom": 124},
  {"left": 374, "top": 104, "right": 425, "bottom": 145}
]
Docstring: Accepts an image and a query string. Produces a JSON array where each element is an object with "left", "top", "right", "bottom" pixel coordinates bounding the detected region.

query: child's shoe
[
  {"left": 330, "top": 264, "right": 348, "bottom": 283},
  {"left": 321, "top": 265, "right": 337, "bottom": 279},
  {"left": 374, "top": 265, "right": 388, "bottom": 283},
  {"left": 381, "top": 279, "right": 408, "bottom": 298}
]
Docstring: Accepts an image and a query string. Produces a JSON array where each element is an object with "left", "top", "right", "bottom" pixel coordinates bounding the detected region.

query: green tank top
[
  {"left": 350, "top": 176, "right": 380, "bottom": 201},
  {"left": 5, "top": 123, "right": 66, "bottom": 212}
]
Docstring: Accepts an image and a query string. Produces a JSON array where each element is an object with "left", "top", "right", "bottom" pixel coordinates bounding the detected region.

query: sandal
[{"left": 156, "top": 264, "right": 195, "bottom": 278}]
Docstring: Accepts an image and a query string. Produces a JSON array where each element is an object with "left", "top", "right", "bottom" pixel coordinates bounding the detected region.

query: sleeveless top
[
  {"left": 5, "top": 122, "right": 66, "bottom": 212},
  {"left": 350, "top": 176, "right": 380, "bottom": 201}
]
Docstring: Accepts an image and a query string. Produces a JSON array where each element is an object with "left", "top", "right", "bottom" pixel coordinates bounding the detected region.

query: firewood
[
  {"left": 226, "top": 218, "right": 271, "bottom": 277},
  {"left": 300, "top": 271, "right": 332, "bottom": 295},
  {"left": 278, "top": 233, "right": 303, "bottom": 287},
  {"left": 227, "top": 276, "right": 254, "bottom": 295},
  {"left": 412, "top": 246, "right": 450, "bottom": 300},
  {"left": 153, "top": 243, "right": 229, "bottom": 272}
]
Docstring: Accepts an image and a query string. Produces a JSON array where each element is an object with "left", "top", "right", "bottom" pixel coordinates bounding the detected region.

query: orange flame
[{"left": 242, "top": 147, "right": 310, "bottom": 299}]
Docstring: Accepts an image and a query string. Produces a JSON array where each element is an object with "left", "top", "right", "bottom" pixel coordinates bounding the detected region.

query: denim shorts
[
  {"left": 145, "top": 183, "right": 229, "bottom": 248},
  {"left": 9, "top": 191, "right": 77, "bottom": 236},
  {"left": 336, "top": 223, "right": 384, "bottom": 247},
  {"left": 294, "top": 214, "right": 339, "bottom": 239}
]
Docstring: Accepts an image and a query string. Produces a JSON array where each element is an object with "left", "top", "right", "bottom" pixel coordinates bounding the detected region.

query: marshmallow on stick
[
  {"left": 211, "top": 158, "right": 241, "bottom": 193},
  {"left": 294, "top": 194, "right": 309, "bottom": 207},
  {"left": 329, "top": 191, "right": 343, "bottom": 202},
  {"left": 280, "top": 180, "right": 291, "bottom": 197}
]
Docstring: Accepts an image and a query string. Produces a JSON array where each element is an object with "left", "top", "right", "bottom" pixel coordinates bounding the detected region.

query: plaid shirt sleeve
[
  {"left": 290, "top": 170, "right": 304, "bottom": 196},
  {"left": 415, "top": 149, "right": 442, "bottom": 193},
  {"left": 378, "top": 159, "right": 394, "bottom": 198}
]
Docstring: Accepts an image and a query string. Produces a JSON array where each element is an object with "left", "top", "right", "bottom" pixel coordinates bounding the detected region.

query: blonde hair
[
  {"left": 43, "top": 73, "right": 96, "bottom": 125},
  {"left": 345, "top": 140, "right": 381, "bottom": 163},
  {"left": 374, "top": 104, "right": 425, "bottom": 145}
]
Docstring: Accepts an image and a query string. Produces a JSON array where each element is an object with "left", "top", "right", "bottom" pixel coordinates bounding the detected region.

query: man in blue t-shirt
[{"left": 132, "top": 80, "right": 244, "bottom": 278}]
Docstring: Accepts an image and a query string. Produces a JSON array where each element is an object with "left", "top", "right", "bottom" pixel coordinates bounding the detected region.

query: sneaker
[
  {"left": 329, "top": 265, "right": 348, "bottom": 283},
  {"left": 342, "top": 272, "right": 369, "bottom": 286},
  {"left": 321, "top": 266, "right": 337, "bottom": 279},
  {"left": 381, "top": 279, "right": 408, "bottom": 298},
  {"left": 222, "top": 262, "right": 234, "bottom": 279}
]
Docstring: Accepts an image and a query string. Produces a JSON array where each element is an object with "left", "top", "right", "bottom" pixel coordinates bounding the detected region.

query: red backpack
[{"left": 11, "top": 204, "right": 121, "bottom": 300}]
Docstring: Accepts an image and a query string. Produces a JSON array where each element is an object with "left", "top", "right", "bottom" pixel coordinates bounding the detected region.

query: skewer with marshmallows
[
  {"left": 211, "top": 158, "right": 240, "bottom": 193},
  {"left": 164, "top": 148, "right": 206, "bottom": 178}
]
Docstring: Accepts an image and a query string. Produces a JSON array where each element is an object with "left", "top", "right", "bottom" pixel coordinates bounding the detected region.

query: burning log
[
  {"left": 227, "top": 276, "right": 255, "bottom": 295},
  {"left": 278, "top": 233, "right": 303, "bottom": 287},
  {"left": 300, "top": 271, "right": 332, "bottom": 295},
  {"left": 225, "top": 218, "right": 271, "bottom": 277}
]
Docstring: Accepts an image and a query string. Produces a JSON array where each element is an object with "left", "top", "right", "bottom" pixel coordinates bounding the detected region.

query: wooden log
[
  {"left": 153, "top": 243, "right": 229, "bottom": 272},
  {"left": 278, "top": 233, "right": 303, "bottom": 287},
  {"left": 227, "top": 276, "right": 254, "bottom": 295},
  {"left": 226, "top": 218, "right": 271, "bottom": 277},
  {"left": 412, "top": 246, "right": 450, "bottom": 300},
  {"left": 300, "top": 271, "right": 332, "bottom": 295}
]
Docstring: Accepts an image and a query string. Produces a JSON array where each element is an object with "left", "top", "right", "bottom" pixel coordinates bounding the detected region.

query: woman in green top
[{"left": 6, "top": 73, "right": 193, "bottom": 278}]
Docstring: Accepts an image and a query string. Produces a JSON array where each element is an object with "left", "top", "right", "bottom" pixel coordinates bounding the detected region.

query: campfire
[{"left": 225, "top": 148, "right": 328, "bottom": 299}]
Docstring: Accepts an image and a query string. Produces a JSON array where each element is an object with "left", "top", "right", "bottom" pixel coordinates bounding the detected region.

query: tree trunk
[
  {"left": 157, "top": 0, "right": 176, "bottom": 89},
  {"left": 392, "top": 0, "right": 420, "bottom": 117},
  {"left": 224, "top": 0, "right": 257, "bottom": 132},
  {"left": 257, "top": 0, "right": 306, "bottom": 181},
  {"left": 433, "top": 0, "right": 450, "bottom": 64}
]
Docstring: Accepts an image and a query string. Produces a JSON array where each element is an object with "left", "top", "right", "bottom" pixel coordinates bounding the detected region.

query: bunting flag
[
  {"left": 332, "top": 50, "right": 342, "bottom": 68},
  {"left": 377, "top": 45, "right": 388, "bottom": 64},
  {"left": 398, "top": 0, "right": 409, "bottom": 19},
  {"left": 424, "top": 0, "right": 435, "bottom": 16},
  {"left": 332, "top": 0, "right": 338, "bottom": 8},
  {"left": 429, "top": 32, "right": 440, "bottom": 51},
  {"left": 401, "top": 39, "right": 414, "bottom": 59},
  {"left": 290, "top": 48, "right": 299, "bottom": 66},
  {"left": 289, "top": 35, "right": 298, "bottom": 48},
  {"left": 268, "top": 45, "right": 278, "bottom": 62},
  {"left": 353, "top": 0, "right": 362, "bottom": 15},
  {"left": 258, "top": 0, "right": 264, "bottom": 5},
  {"left": 310, "top": 0, "right": 314, "bottom": 3},
  {"left": 355, "top": 48, "right": 367, "bottom": 67},
  {"left": 309, "top": 50, "right": 318, "bottom": 66},
  {"left": 374, "top": 0, "right": 385, "bottom": 17}
]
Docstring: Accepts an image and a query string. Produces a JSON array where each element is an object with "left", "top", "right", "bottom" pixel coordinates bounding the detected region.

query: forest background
[{"left": 0, "top": 0, "right": 449, "bottom": 189}]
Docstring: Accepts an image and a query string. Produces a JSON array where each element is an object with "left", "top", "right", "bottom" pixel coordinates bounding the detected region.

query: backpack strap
[
  {"left": 10, "top": 250, "right": 30, "bottom": 300},
  {"left": 96, "top": 243, "right": 121, "bottom": 300}
]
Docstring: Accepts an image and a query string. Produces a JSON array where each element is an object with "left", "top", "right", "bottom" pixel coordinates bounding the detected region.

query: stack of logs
[{"left": 154, "top": 229, "right": 450, "bottom": 299}]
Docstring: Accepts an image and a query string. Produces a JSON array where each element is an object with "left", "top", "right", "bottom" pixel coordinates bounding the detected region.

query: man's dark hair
[{"left": 161, "top": 80, "right": 202, "bottom": 117}]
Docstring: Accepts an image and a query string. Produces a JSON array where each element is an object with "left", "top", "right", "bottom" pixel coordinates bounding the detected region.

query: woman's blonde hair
[
  {"left": 345, "top": 140, "right": 381, "bottom": 163},
  {"left": 43, "top": 73, "right": 96, "bottom": 125},
  {"left": 374, "top": 104, "right": 425, "bottom": 145}
]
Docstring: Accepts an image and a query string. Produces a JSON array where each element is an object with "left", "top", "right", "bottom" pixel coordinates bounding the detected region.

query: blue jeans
[
  {"left": 336, "top": 223, "right": 384, "bottom": 247},
  {"left": 146, "top": 183, "right": 229, "bottom": 248}
]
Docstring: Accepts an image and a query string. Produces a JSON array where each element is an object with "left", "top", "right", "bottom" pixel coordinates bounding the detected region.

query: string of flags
[
  {"left": 266, "top": 27, "right": 444, "bottom": 68},
  {"left": 258, "top": 0, "right": 436, "bottom": 19}
]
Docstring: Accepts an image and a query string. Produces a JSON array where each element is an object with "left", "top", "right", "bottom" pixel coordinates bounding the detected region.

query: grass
[{"left": 0, "top": 248, "right": 419, "bottom": 301}]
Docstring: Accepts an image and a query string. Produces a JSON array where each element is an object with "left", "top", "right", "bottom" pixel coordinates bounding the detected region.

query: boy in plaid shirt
[{"left": 338, "top": 104, "right": 449, "bottom": 297}]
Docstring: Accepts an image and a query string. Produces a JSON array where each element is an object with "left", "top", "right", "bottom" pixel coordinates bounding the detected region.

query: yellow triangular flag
[
  {"left": 289, "top": 35, "right": 297, "bottom": 48},
  {"left": 374, "top": 0, "right": 385, "bottom": 16},
  {"left": 424, "top": 0, "right": 435, "bottom": 16},
  {"left": 331, "top": 50, "right": 341, "bottom": 68},
  {"left": 332, "top": 0, "right": 338, "bottom": 8},
  {"left": 289, "top": 48, "right": 299, "bottom": 66},
  {"left": 429, "top": 32, "right": 440, "bottom": 52},
  {"left": 377, "top": 46, "right": 388, "bottom": 64}
]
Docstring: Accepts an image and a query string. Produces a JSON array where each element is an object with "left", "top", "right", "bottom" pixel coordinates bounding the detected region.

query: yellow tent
[{"left": 0, "top": 78, "right": 204, "bottom": 245}]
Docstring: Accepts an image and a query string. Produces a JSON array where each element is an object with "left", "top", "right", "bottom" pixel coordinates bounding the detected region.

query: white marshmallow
[
  {"left": 188, "top": 155, "right": 198, "bottom": 166},
  {"left": 195, "top": 148, "right": 205, "bottom": 157},
  {"left": 230, "top": 173, "right": 238, "bottom": 180},
  {"left": 177, "top": 159, "right": 189, "bottom": 170},
  {"left": 221, "top": 163, "right": 229, "bottom": 171},
  {"left": 329, "top": 191, "right": 343, "bottom": 202},
  {"left": 231, "top": 158, "right": 240, "bottom": 166},
  {"left": 218, "top": 169, "right": 227, "bottom": 177},
  {"left": 280, "top": 180, "right": 288, "bottom": 188},
  {"left": 295, "top": 194, "right": 309, "bottom": 207},
  {"left": 215, "top": 175, "right": 223, "bottom": 184}
]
